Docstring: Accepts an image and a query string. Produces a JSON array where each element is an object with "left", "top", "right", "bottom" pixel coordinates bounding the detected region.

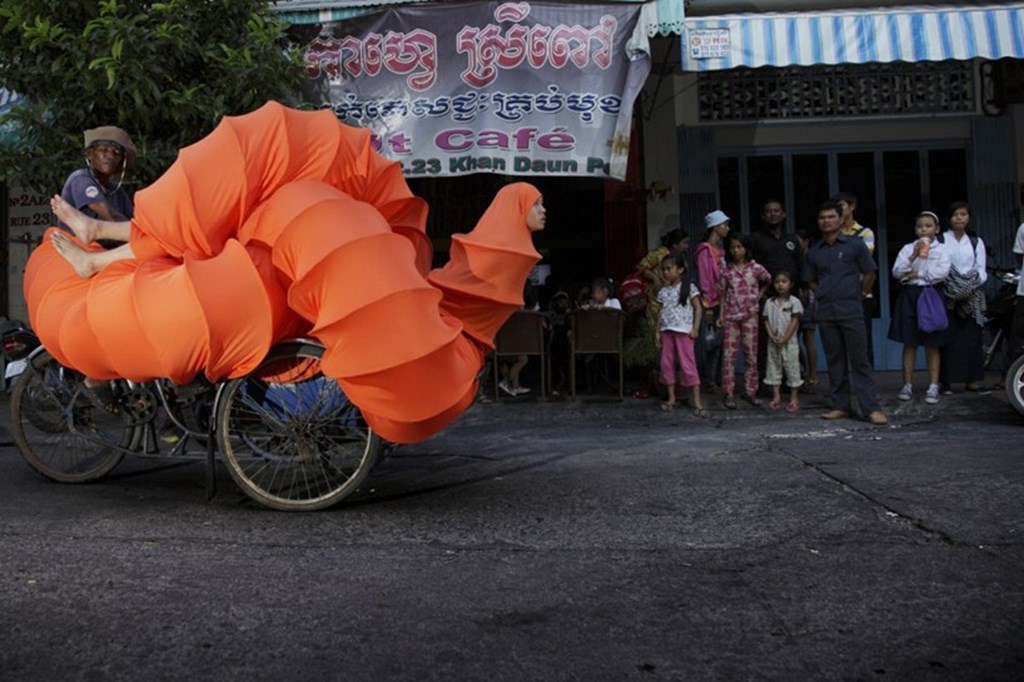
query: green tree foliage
[{"left": 0, "top": 0, "right": 307, "bottom": 193}]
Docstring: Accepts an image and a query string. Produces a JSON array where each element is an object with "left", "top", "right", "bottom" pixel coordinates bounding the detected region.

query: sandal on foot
[
  {"left": 786, "top": 402, "right": 799, "bottom": 413},
  {"left": 81, "top": 381, "right": 120, "bottom": 414},
  {"left": 693, "top": 407, "right": 710, "bottom": 419},
  {"left": 768, "top": 399, "right": 781, "bottom": 411},
  {"left": 660, "top": 402, "right": 675, "bottom": 412},
  {"left": 723, "top": 397, "right": 737, "bottom": 410},
  {"left": 743, "top": 394, "right": 763, "bottom": 407}
]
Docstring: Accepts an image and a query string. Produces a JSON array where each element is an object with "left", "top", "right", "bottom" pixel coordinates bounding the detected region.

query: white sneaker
[
  {"left": 498, "top": 380, "right": 516, "bottom": 396},
  {"left": 513, "top": 386, "right": 531, "bottom": 395},
  {"left": 924, "top": 384, "right": 940, "bottom": 405},
  {"left": 897, "top": 384, "right": 913, "bottom": 401}
]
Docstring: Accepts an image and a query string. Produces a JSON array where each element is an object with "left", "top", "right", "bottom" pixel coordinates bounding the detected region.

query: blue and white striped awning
[{"left": 681, "top": 4, "right": 1024, "bottom": 71}]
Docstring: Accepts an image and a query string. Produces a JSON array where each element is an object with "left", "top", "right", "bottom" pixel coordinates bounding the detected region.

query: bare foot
[
  {"left": 50, "top": 232, "right": 100, "bottom": 278},
  {"left": 51, "top": 194, "right": 99, "bottom": 244}
]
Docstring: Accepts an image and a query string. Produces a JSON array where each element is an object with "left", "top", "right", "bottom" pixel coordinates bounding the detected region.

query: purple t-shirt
[{"left": 57, "top": 168, "right": 133, "bottom": 232}]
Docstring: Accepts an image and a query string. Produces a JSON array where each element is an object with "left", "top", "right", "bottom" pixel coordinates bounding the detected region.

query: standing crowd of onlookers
[
  {"left": 487, "top": 189, "right": 1024, "bottom": 421},
  {"left": 619, "top": 192, "right": 1016, "bottom": 424},
  {"left": 642, "top": 192, "right": 1018, "bottom": 424}
]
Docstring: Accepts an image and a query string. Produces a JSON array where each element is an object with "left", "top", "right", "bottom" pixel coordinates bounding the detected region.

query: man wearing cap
[{"left": 57, "top": 126, "right": 136, "bottom": 236}]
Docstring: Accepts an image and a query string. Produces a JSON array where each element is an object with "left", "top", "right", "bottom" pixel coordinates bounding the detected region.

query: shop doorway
[{"left": 717, "top": 145, "right": 968, "bottom": 370}]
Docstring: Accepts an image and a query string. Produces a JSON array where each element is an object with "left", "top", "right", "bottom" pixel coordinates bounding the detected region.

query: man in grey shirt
[{"left": 803, "top": 201, "right": 887, "bottom": 426}]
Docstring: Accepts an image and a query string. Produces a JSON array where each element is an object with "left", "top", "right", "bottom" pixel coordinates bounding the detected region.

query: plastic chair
[
  {"left": 569, "top": 308, "right": 625, "bottom": 399},
  {"left": 493, "top": 310, "right": 547, "bottom": 400}
]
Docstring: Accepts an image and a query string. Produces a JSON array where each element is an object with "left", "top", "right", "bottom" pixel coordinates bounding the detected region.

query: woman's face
[
  {"left": 714, "top": 221, "right": 731, "bottom": 237},
  {"left": 915, "top": 216, "right": 939, "bottom": 239},
  {"left": 672, "top": 237, "right": 690, "bottom": 256},
  {"left": 527, "top": 196, "right": 546, "bottom": 232},
  {"left": 949, "top": 207, "right": 970, "bottom": 232}
]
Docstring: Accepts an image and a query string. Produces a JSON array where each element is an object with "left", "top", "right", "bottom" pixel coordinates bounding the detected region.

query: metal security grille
[{"left": 698, "top": 62, "right": 976, "bottom": 122}]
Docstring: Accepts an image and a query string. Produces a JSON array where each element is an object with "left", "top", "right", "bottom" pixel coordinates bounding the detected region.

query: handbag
[
  {"left": 916, "top": 285, "right": 948, "bottom": 333},
  {"left": 703, "top": 307, "right": 722, "bottom": 349}
]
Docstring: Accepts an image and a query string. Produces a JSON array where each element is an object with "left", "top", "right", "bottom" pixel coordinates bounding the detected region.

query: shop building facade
[{"left": 640, "top": 0, "right": 1024, "bottom": 369}]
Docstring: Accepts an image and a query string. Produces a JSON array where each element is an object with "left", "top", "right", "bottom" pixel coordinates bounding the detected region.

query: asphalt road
[{"left": 1, "top": 375, "right": 1022, "bottom": 680}]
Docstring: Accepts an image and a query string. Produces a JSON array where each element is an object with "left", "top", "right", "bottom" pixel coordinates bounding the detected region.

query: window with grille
[{"left": 698, "top": 62, "right": 976, "bottom": 122}]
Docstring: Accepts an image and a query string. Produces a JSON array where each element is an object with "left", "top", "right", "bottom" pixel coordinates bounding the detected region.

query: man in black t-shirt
[
  {"left": 750, "top": 200, "right": 803, "bottom": 391},
  {"left": 749, "top": 199, "right": 802, "bottom": 285}
]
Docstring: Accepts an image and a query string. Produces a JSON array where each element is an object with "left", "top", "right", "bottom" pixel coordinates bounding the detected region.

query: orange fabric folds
[{"left": 24, "top": 102, "right": 539, "bottom": 444}]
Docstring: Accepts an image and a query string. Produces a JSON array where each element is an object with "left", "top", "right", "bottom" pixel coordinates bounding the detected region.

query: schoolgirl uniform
[
  {"left": 938, "top": 231, "right": 987, "bottom": 388},
  {"left": 887, "top": 238, "right": 952, "bottom": 348}
]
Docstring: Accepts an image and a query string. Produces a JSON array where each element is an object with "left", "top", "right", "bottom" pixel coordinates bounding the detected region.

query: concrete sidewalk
[{"left": 472, "top": 369, "right": 1019, "bottom": 426}]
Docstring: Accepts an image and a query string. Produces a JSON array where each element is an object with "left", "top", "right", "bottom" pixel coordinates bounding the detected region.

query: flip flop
[
  {"left": 743, "top": 394, "right": 763, "bottom": 407},
  {"left": 693, "top": 407, "right": 710, "bottom": 419},
  {"left": 660, "top": 402, "right": 675, "bottom": 412},
  {"left": 786, "top": 402, "right": 799, "bottom": 413},
  {"left": 723, "top": 397, "right": 737, "bottom": 410},
  {"left": 768, "top": 399, "right": 781, "bottom": 411}
]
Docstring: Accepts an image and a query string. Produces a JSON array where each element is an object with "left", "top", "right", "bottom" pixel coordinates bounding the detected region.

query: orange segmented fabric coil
[{"left": 24, "top": 102, "right": 540, "bottom": 444}]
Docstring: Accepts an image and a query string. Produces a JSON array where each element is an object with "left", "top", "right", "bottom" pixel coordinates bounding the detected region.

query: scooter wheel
[{"left": 1005, "top": 354, "right": 1024, "bottom": 417}]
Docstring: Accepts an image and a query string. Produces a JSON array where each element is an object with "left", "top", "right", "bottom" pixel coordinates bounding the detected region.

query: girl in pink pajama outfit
[{"left": 719, "top": 234, "right": 772, "bottom": 408}]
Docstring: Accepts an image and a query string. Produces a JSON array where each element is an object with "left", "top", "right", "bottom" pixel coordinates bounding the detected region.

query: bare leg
[
  {"left": 51, "top": 194, "right": 131, "bottom": 243},
  {"left": 509, "top": 355, "right": 528, "bottom": 390},
  {"left": 50, "top": 232, "right": 134, "bottom": 278},
  {"left": 663, "top": 383, "right": 676, "bottom": 409},
  {"left": 925, "top": 346, "right": 941, "bottom": 385},
  {"left": 690, "top": 385, "right": 703, "bottom": 411},
  {"left": 902, "top": 345, "right": 917, "bottom": 384}
]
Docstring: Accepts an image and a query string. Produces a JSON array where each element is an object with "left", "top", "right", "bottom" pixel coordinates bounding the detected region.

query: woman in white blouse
[
  {"left": 888, "top": 211, "right": 952, "bottom": 405},
  {"left": 937, "top": 202, "right": 988, "bottom": 393}
]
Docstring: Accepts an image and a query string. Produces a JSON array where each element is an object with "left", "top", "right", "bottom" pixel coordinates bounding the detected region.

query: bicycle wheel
[
  {"left": 11, "top": 351, "right": 133, "bottom": 483},
  {"left": 217, "top": 341, "right": 381, "bottom": 511}
]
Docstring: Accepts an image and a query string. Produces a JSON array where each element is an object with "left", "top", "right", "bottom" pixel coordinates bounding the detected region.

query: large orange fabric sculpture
[{"left": 23, "top": 102, "right": 540, "bottom": 444}]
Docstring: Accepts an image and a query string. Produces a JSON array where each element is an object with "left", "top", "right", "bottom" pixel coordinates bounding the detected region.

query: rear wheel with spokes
[
  {"left": 216, "top": 341, "right": 381, "bottom": 511},
  {"left": 11, "top": 351, "right": 134, "bottom": 482}
]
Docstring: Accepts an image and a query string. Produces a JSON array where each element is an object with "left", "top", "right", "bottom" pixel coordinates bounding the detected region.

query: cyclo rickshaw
[{"left": 10, "top": 338, "right": 382, "bottom": 511}]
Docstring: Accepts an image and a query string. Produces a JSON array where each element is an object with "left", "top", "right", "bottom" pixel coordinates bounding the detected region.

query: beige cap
[{"left": 83, "top": 125, "right": 136, "bottom": 168}]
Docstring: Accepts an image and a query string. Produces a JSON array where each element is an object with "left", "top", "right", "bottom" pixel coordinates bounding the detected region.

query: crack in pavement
[{"left": 769, "top": 441, "right": 957, "bottom": 546}]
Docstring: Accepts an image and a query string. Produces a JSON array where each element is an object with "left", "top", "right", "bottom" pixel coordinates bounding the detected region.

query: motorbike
[
  {"left": 1, "top": 319, "right": 41, "bottom": 391},
  {"left": 981, "top": 266, "right": 1024, "bottom": 416},
  {"left": 982, "top": 267, "right": 1020, "bottom": 370},
  {"left": 1006, "top": 346, "right": 1024, "bottom": 416}
]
